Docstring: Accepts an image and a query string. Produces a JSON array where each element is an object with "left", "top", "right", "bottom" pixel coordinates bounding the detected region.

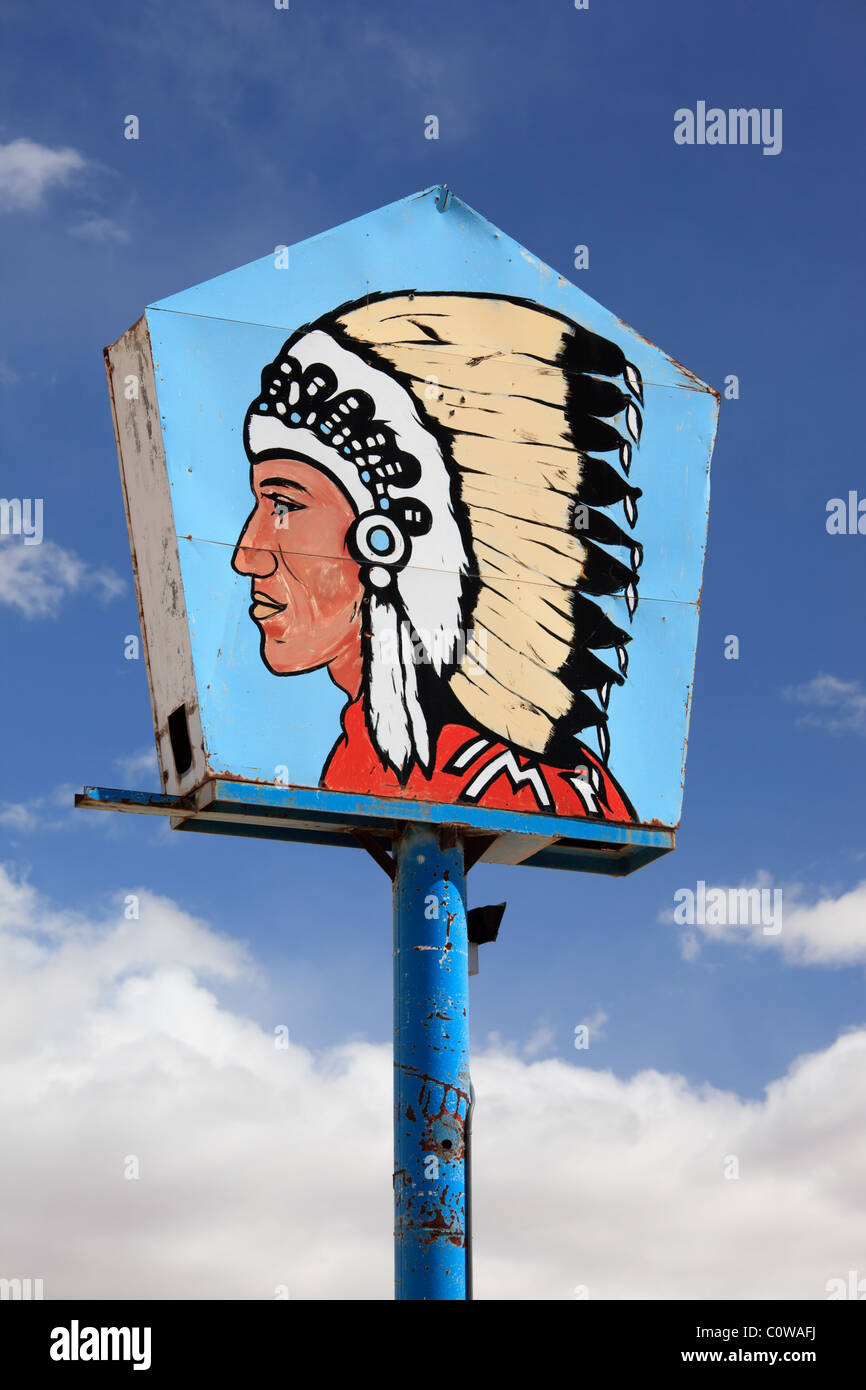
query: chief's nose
[{"left": 231, "top": 511, "right": 277, "bottom": 578}]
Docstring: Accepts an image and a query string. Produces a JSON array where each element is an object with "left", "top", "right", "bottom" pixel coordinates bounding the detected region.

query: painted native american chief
[{"left": 232, "top": 291, "right": 644, "bottom": 822}]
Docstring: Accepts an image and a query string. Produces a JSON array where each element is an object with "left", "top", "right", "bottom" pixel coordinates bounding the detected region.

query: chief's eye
[{"left": 264, "top": 492, "right": 305, "bottom": 520}]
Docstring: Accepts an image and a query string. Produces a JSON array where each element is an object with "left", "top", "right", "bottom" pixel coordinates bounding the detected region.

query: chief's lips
[{"left": 250, "top": 590, "right": 287, "bottom": 621}]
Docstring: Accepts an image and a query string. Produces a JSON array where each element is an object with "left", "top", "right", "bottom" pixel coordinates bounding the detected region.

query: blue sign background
[{"left": 146, "top": 187, "right": 716, "bottom": 827}]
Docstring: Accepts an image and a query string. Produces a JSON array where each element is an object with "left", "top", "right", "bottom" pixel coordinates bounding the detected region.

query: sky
[{"left": 1, "top": 0, "right": 865, "bottom": 1300}]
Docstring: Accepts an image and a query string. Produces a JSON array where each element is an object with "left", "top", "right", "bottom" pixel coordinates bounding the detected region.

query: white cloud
[
  {"left": 756, "top": 883, "right": 866, "bottom": 967},
  {"left": 782, "top": 673, "right": 866, "bottom": 735},
  {"left": 680, "top": 931, "right": 701, "bottom": 963},
  {"left": 523, "top": 1022, "right": 556, "bottom": 1058},
  {"left": 579, "top": 1007, "right": 608, "bottom": 1041},
  {"left": 0, "top": 536, "right": 124, "bottom": 617},
  {"left": 0, "top": 783, "right": 103, "bottom": 836},
  {"left": 0, "top": 804, "right": 40, "bottom": 832},
  {"left": 69, "top": 213, "right": 129, "bottom": 244},
  {"left": 1, "top": 865, "right": 865, "bottom": 1299},
  {"left": 665, "top": 875, "right": 866, "bottom": 968},
  {"left": 114, "top": 748, "right": 159, "bottom": 783},
  {"left": 0, "top": 138, "right": 86, "bottom": 212}
]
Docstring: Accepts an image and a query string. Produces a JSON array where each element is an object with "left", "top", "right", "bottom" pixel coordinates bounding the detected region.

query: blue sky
[{"left": 1, "top": 0, "right": 865, "bottom": 1299}]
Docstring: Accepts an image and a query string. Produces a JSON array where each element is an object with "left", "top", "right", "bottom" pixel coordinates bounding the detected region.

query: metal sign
[{"left": 102, "top": 186, "right": 717, "bottom": 872}]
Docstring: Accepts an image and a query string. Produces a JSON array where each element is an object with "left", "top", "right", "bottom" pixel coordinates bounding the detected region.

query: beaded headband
[{"left": 246, "top": 347, "right": 432, "bottom": 588}]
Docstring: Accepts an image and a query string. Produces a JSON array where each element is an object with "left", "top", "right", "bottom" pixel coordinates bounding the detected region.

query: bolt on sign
[{"left": 104, "top": 186, "right": 718, "bottom": 872}]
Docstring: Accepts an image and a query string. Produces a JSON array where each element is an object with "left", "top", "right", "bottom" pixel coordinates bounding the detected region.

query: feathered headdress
[{"left": 243, "top": 291, "right": 643, "bottom": 778}]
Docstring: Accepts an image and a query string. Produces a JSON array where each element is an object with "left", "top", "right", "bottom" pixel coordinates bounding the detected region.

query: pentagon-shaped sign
[{"left": 104, "top": 186, "right": 718, "bottom": 871}]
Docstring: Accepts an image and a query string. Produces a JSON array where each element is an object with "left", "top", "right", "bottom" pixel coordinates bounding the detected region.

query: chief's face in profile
[{"left": 231, "top": 458, "right": 364, "bottom": 689}]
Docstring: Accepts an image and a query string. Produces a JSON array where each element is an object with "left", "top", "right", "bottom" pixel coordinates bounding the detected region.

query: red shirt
[{"left": 322, "top": 699, "right": 635, "bottom": 822}]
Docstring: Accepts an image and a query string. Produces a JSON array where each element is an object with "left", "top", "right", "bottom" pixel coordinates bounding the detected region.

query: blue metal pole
[{"left": 393, "top": 824, "right": 470, "bottom": 1300}]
